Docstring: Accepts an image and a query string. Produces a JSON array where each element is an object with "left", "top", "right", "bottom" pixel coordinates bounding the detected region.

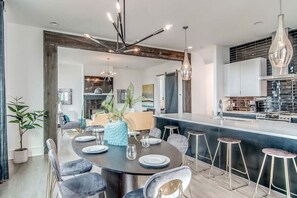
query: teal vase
[{"left": 104, "top": 118, "right": 128, "bottom": 146}]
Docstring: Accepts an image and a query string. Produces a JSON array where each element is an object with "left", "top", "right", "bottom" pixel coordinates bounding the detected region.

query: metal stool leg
[
  {"left": 238, "top": 143, "right": 250, "bottom": 184},
  {"left": 228, "top": 143, "right": 232, "bottom": 190},
  {"left": 177, "top": 128, "right": 180, "bottom": 134},
  {"left": 293, "top": 158, "right": 297, "bottom": 173},
  {"left": 253, "top": 154, "right": 267, "bottom": 198},
  {"left": 268, "top": 156, "right": 275, "bottom": 195},
  {"left": 170, "top": 129, "right": 173, "bottom": 135},
  {"left": 209, "top": 142, "right": 220, "bottom": 177},
  {"left": 162, "top": 128, "right": 167, "bottom": 140},
  {"left": 203, "top": 135, "right": 213, "bottom": 162},
  {"left": 284, "top": 159, "right": 291, "bottom": 198},
  {"left": 195, "top": 135, "right": 199, "bottom": 170}
]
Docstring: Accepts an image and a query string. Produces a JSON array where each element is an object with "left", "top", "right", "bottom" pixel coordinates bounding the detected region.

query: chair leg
[
  {"left": 209, "top": 142, "right": 220, "bottom": 177},
  {"left": 238, "top": 143, "right": 250, "bottom": 184},
  {"left": 204, "top": 135, "right": 213, "bottom": 162},
  {"left": 228, "top": 143, "right": 232, "bottom": 190},
  {"left": 162, "top": 128, "right": 166, "bottom": 140},
  {"left": 268, "top": 156, "right": 275, "bottom": 195},
  {"left": 253, "top": 154, "right": 267, "bottom": 198},
  {"left": 283, "top": 159, "right": 291, "bottom": 198}
]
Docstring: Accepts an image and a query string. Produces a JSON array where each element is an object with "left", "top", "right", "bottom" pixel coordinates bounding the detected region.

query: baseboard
[{"left": 8, "top": 146, "right": 44, "bottom": 159}]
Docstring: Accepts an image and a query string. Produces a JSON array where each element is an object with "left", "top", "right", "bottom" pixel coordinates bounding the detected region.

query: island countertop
[{"left": 154, "top": 113, "right": 297, "bottom": 140}]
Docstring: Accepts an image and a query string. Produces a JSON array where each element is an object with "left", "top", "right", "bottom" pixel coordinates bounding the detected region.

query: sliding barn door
[{"left": 165, "top": 72, "right": 178, "bottom": 113}]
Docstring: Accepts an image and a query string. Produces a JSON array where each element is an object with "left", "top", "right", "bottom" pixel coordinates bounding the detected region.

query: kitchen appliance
[{"left": 256, "top": 112, "right": 292, "bottom": 122}]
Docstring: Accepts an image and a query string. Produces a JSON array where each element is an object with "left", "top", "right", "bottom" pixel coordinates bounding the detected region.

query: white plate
[
  {"left": 139, "top": 155, "right": 170, "bottom": 167},
  {"left": 82, "top": 145, "right": 108, "bottom": 154},
  {"left": 75, "top": 136, "right": 96, "bottom": 142},
  {"left": 140, "top": 138, "right": 162, "bottom": 145},
  {"left": 128, "top": 131, "right": 140, "bottom": 136}
]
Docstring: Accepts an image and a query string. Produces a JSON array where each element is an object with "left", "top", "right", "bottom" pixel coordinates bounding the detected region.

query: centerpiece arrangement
[{"left": 101, "top": 83, "right": 143, "bottom": 146}]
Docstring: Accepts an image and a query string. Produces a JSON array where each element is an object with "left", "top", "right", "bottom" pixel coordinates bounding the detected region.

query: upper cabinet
[{"left": 224, "top": 58, "right": 267, "bottom": 97}]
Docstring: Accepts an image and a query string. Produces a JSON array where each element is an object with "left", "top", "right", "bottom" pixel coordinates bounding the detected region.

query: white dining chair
[
  {"left": 48, "top": 150, "right": 107, "bottom": 198},
  {"left": 123, "top": 166, "right": 192, "bottom": 198}
]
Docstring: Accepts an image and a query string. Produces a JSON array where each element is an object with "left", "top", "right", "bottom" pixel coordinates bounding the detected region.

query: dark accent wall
[{"left": 230, "top": 30, "right": 297, "bottom": 112}]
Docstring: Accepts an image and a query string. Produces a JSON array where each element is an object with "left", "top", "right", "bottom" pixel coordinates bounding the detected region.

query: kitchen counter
[
  {"left": 154, "top": 113, "right": 297, "bottom": 194},
  {"left": 155, "top": 113, "right": 297, "bottom": 140}
]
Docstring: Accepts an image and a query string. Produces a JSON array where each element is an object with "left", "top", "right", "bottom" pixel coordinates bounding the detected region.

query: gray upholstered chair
[
  {"left": 123, "top": 166, "right": 192, "bottom": 198},
  {"left": 46, "top": 139, "right": 93, "bottom": 176},
  {"left": 58, "top": 112, "right": 81, "bottom": 136},
  {"left": 46, "top": 139, "right": 93, "bottom": 197},
  {"left": 48, "top": 150, "right": 107, "bottom": 198},
  {"left": 149, "top": 128, "right": 161, "bottom": 139},
  {"left": 167, "top": 134, "right": 189, "bottom": 155}
]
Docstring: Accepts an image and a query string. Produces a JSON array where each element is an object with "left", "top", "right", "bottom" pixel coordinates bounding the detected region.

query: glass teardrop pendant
[
  {"left": 180, "top": 49, "right": 192, "bottom": 80},
  {"left": 268, "top": 14, "right": 293, "bottom": 68}
]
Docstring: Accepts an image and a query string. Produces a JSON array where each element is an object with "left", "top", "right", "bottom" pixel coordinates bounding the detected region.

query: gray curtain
[
  {"left": 0, "top": 0, "right": 9, "bottom": 181},
  {"left": 165, "top": 72, "right": 178, "bottom": 113}
]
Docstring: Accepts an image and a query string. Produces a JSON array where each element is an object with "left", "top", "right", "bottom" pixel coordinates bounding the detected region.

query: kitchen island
[{"left": 155, "top": 113, "right": 297, "bottom": 195}]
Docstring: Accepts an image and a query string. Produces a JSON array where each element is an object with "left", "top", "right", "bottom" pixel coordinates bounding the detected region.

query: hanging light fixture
[
  {"left": 268, "top": 0, "right": 293, "bottom": 74},
  {"left": 101, "top": 58, "right": 116, "bottom": 81},
  {"left": 180, "top": 26, "right": 192, "bottom": 81},
  {"left": 84, "top": 0, "right": 172, "bottom": 53}
]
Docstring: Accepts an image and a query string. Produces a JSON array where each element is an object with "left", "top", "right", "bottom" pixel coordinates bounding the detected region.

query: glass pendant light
[
  {"left": 268, "top": 0, "right": 293, "bottom": 71},
  {"left": 180, "top": 26, "right": 192, "bottom": 81}
]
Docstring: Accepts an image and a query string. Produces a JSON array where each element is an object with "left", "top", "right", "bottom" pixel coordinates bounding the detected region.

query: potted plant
[
  {"left": 125, "top": 83, "right": 144, "bottom": 112},
  {"left": 7, "top": 97, "right": 46, "bottom": 163}
]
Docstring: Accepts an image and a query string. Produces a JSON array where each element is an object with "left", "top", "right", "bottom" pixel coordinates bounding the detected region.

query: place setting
[
  {"left": 80, "top": 132, "right": 109, "bottom": 154},
  {"left": 138, "top": 154, "right": 170, "bottom": 168}
]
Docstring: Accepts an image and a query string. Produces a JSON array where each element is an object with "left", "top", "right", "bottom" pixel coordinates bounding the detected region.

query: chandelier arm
[
  {"left": 88, "top": 36, "right": 115, "bottom": 52},
  {"left": 112, "top": 22, "right": 127, "bottom": 46},
  {"left": 123, "top": 0, "right": 126, "bottom": 40},
  {"left": 118, "top": 13, "right": 124, "bottom": 40},
  {"left": 126, "top": 27, "right": 165, "bottom": 48}
]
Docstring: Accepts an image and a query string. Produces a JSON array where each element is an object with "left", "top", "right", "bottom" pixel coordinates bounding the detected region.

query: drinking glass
[
  {"left": 95, "top": 132, "right": 104, "bottom": 145},
  {"left": 141, "top": 135, "right": 150, "bottom": 148},
  {"left": 126, "top": 144, "right": 137, "bottom": 160}
]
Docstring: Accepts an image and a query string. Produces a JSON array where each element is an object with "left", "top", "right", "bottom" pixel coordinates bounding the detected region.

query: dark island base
[
  {"left": 101, "top": 169, "right": 139, "bottom": 198},
  {"left": 156, "top": 117, "right": 297, "bottom": 195}
]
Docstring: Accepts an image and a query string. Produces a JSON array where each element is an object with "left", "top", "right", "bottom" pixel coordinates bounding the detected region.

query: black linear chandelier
[{"left": 84, "top": 0, "right": 172, "bottom": 53}]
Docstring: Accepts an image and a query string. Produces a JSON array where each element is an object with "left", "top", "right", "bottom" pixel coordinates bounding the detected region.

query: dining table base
[{"left": 101, "top": 168, "right": 140, "bottom": 198}]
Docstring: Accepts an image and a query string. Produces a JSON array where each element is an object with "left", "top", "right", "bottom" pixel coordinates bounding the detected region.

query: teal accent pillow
[{"left": 63, "top": 115, "right": 70, "bottom": 123}]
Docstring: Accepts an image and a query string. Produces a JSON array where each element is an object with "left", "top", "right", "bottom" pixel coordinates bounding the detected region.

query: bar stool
[
  {"left": 209, "top": 137, "right": 250, "bottom": 190},
  {"left": 253, "top": 148, "right": 297, "bottom": 198},
  {"left": 187, "top": 131, "right": 212, "bottom": 172},
  {"left": 162, "top": 125, "right": 180, "bottom": 140}
]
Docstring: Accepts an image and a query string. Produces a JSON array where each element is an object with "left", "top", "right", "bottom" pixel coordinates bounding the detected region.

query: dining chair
[
  {"left": 149, "top": 128, "right": 162, "bottom": 139},
  {"left": 58, "top": 112, "right": 81, "bottom": 136},
  {"left": 123, "top": 166, "right": 192, "bottom": 198},
  {"left": 167, "top": 134, "right": 188, "bottom": 155},
  {"left": 48, "top": 150, "right": 107, "bottom": 198},
  {"left": 46, "top": 139, "right": 93, "bottom": 198}
]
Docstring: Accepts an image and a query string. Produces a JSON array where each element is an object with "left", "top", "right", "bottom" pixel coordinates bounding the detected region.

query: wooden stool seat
[
  {"left": 187, "top": 131, "right": 205, "bottom": 136},
  {"left": 218, "top": 137, "right": 241, "bottom": 144},
  {"left": 162, "top": 125, "right": 180, "bottom": 140},
  {"left": 164, "top": 125, "right": 179, "bottom": 130},
  {"left": 262, "top": 148, "right": 297, "bottom": 159}
]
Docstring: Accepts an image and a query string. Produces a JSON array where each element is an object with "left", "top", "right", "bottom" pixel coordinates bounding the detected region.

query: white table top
[{"left": 154, "top": 113, "right": 297, "bottom": 140}]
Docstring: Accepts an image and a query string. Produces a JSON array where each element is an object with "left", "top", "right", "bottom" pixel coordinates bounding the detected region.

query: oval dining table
[{"left": 72, "top": 132, "right": 183, "bottom": 198}]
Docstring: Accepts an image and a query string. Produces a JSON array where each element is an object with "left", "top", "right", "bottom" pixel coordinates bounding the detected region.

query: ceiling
[
  {"left": 6, "top": 0, "right": 297, "bottom": 50},
  {"left": 58, "top": 47, "right": 172, "bottom": 69}
]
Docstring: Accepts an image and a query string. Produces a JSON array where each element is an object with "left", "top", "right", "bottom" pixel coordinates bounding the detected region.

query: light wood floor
[{"left": 0, "top": 131, "right": 286, "bottom": 198}]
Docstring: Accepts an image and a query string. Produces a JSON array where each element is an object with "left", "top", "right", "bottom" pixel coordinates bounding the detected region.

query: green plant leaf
[
  {"left": 22, "top": 125, "right": 35, "bottom": 130},
  {"left": 7, "top": 106, "right": 17, "bottom": 113},
  {"left": 33, "top": 123, "right": 43, "bottom": 128},
  {"left": 9, "top": 120, "right": 20, "bottom": 124}
]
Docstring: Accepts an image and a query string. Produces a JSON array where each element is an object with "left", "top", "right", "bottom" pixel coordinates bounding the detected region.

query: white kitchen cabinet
[{"left": 224, "top": 58, "right": 267, "bottom": 97}]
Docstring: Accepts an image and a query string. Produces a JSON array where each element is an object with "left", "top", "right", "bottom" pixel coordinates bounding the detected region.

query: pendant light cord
[
  {"left": 183, "top": 26, "right": 188, "bottom": 50},
  {"left": 279, "top": 0, "right": 282, "bottom": 15}
]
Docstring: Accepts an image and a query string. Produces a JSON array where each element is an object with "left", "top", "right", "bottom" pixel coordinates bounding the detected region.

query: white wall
[
  {"left": 84, "top": 65, "right": 143, "bottom": 112},
  {"left": 58, "top": 63, "right": 83, "bottom": 120},
  {"left": 5, "top": 23, "right": 44, "bottom": 158},
  {"left": 141, "top": 61, "right": 182, "bottom": 114}
]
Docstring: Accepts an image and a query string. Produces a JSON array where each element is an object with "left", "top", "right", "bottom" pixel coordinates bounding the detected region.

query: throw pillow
[{"left": 63, "top": 115, "right": 70, "bottom": 123}]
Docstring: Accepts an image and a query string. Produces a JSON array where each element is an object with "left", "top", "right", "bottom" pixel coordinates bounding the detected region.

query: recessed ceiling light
[
  {"left": 253, "top": 21, "right": 263, "bottom": 26},
  {"left": 188, "top": 46, "right": 193, "bottom": 49},
  {"left": 49, "top": 22, "right": 59, "bottom": 26}
]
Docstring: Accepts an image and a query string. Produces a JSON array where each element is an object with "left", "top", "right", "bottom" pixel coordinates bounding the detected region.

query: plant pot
[
  {"left": 13, "top": 148, "right": 28, "bottom": 163},
  {"left": 104, "top": 119, "right": 128, "bottom": 146}
]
